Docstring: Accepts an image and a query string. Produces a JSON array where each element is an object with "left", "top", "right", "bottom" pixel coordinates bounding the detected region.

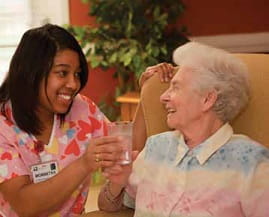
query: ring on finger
[{"left": 95, "top": 153, "right": 101, "bottom": 162}]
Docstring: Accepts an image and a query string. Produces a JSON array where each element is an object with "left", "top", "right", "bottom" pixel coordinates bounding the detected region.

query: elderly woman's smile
[
  {"left": 160, "top": 67, "right": 206, "bottom": 133},
  {"left": 166, "top": 107, "right": 176, "bottom": 115}
]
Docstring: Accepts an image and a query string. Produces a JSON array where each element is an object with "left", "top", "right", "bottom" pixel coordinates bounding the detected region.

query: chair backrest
[{"left": 140, "top": 53, "right": 269, "bottom": 147}]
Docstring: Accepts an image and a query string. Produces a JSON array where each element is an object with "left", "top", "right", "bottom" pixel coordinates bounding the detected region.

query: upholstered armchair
[
  {"left": 81, "top": 53, "right": 269, "bottom": 217},
  {"left": 141, "top": 53, "right": 269, "bottom": 146}
]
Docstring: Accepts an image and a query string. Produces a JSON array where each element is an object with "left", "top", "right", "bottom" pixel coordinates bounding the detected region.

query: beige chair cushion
[
  {"left": 231, "top": 54, "right": 269, "bottom": 146},
  {"left": 141, "top": 74, "right": 170, "bottom": 137},
  {"left": 141, "top": 53, "right": 269, "bottom": 147}
]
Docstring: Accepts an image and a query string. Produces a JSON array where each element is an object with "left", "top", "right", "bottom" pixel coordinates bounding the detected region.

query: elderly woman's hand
[
  {"left": 139, "top": 62, "right": 175, "bottom": 87},
  {"left": 102, "top": 150, "right": 139, "bottom": 186}
]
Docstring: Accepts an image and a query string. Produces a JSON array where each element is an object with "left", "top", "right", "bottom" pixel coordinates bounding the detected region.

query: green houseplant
[{"left": 66, "top": 0, "right": 189, "bottom": 120}]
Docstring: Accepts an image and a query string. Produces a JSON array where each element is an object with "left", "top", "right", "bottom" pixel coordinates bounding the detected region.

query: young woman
[{"left": 0, "top": 23, "right": 126, "bottom": 217}]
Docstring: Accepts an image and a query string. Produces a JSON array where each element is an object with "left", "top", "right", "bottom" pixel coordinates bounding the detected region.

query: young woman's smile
[{"left": 38, "top": 49, "right": 81, "bottom": 118}]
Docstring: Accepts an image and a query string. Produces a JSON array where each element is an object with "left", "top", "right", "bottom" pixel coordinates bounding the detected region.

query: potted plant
[{"left": 66, "top": 0, "right": 189, "bottom": 120}]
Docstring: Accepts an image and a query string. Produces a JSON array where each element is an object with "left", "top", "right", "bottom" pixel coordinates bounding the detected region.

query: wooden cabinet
[{"left": 116, "top": 92, "right": 140, "bottom": 121}]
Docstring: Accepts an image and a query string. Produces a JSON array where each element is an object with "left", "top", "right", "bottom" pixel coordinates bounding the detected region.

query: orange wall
[
  {"left": 69, "top": 0, "right": 269, "bottom": 103},
  {"left": 69, "top": 0, "right": 269, "bottom": 37},
  {"left": 179, "top": 0, "right": 269, "bottom": 36},
  {"left": 69, "top": 0, "right": 96, "bottom": 26}
]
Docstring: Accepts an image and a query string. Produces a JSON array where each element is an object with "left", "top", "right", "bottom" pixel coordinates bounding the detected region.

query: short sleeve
[
  {"left": 241, "top": 157, "right": 269, "bottom": 217},
  {"left": 67, "top": 94, "right": 108, "bottom": 144},
  {"left": 89, "top": 104, "right": 107, "bottom": 139},
  {"left": 73, "top": 94, "right": 107, "bottom": 139},
  {"left": 0, "top": 135, "right": 30, "bottom": 183}
]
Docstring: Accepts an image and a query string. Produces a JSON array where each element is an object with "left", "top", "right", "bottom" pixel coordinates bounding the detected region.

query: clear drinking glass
[{"left": 107, "top": 121, "right": 133, "bottom": 165}]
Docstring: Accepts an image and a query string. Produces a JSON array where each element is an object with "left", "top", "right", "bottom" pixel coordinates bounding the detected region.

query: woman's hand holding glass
[
  {"left": 102, "top": 151, "right": 139, "bottom": 186},
  {"left": 81, "top": 136, "right": 124, "bottom": 173}
]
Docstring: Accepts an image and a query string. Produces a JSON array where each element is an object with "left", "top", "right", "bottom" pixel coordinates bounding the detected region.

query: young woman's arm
[
  {"left": 132, "top": 102, "right": 147, "bottom": 152},
  {"left": 133, "top": 62, "right": 175, "bottom": 152},
  {"left": 0, "top": 136, "right": 122, "bottom": 217}
]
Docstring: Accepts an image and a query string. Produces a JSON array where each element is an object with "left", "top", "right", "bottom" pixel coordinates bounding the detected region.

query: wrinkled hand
[
  {"left": 102, "top": 151, "right": 139, "bottom": 186},
  {"left": 139, "top": 62, "right": 175, "bottom": 87},
  {"left": 81, "top": 136, "right": 124, "bottom": 173}
]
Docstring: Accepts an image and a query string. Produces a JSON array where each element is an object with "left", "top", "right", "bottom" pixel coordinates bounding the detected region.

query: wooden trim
[
  {"left": 189, "top": 32, "right": 269, "bottom": 53},
  {"left": 116, "top": 92, "right": 140, "bottom": 104}
]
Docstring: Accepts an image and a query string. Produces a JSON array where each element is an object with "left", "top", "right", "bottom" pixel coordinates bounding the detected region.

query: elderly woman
[{"left": 98, "top": 42, "right": 269, "bottom": 217}]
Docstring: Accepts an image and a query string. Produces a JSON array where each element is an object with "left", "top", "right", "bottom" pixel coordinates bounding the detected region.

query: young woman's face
[{"left": 38, "top": 49, "right": 81, "bottom": 117}]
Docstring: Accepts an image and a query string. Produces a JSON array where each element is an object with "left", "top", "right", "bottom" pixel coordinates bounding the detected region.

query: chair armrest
[{"left": 80, "top": 209, "right": 134, "bottom": 217}]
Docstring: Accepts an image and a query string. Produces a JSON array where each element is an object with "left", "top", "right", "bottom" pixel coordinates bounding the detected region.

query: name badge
[{"left": 31, "top": 161, "right": 58, "bottom": 183}]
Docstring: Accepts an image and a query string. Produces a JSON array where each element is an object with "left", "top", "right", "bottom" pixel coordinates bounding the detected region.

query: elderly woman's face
[{"left": 160, "top": 67, "right": 205, "bottom": 131}]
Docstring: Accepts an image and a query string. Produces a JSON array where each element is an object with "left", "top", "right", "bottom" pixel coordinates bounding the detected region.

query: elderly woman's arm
[
  {"left": 98, "top": 151, "right": 139, "bottom": 211},
  {"left": 241, "top": 153, "right": 269, "bottom": 216},
  {"left": 132, "top": 103, "right": 147, "bottom": 152},
  {"left": 98, "top": 181, "right": 125, "bottom": 211},
  {"left": 133, "top": 63, "right": 175, "bottom": 152}
]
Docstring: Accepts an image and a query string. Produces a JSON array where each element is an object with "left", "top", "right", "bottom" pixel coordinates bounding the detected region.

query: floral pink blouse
[{"left": 0, "top": 94, "right": 106, "bottom": 217}]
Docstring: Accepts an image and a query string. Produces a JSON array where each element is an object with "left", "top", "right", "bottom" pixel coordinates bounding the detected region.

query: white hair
[{"left": 173, "top": 41, "right": 250, "bottom": 123}]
